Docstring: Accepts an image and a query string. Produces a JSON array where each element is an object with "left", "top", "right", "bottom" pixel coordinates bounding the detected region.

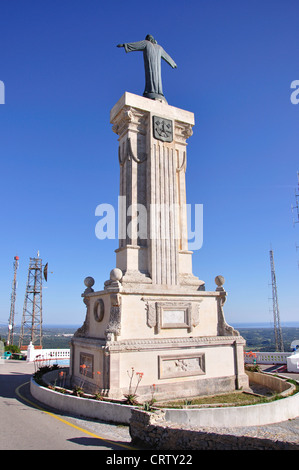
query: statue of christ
[{"left": 117, "top": 34, "right": 177, "bottom": 103}]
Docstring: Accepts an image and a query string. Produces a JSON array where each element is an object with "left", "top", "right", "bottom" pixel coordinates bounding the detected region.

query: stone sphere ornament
[
  {"left": 84, "top": 276, "right": 95, "bottom": 288},
  {"left": 110, "top": 268, "right": 123, "bottom": 282},
  {"left": 215, "top": 275, "right": 225, "bottom": 287}
]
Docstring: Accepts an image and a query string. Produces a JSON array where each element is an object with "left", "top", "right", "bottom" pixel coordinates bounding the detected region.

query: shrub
[{"left": 5, "top": 344, "right": 21, "bottom": 354}]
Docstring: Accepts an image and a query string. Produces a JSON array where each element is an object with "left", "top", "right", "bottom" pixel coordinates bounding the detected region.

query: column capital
[{"left": 110, "top": 92, "right": 195, "bottom": 127}]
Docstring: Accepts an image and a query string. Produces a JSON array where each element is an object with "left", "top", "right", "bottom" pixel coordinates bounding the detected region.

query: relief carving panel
[{"left": 158, "top": 353, "right": 205, "bottom": 379}]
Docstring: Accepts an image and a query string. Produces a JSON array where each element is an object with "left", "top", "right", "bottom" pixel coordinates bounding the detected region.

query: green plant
[
  {"left": 72, "top": 385, "right": 84, "bottom": 397},
  {"left": 245, "top": 364, "right": 261, "bottom": 372},
  {"left": 149, "top": 384, "right": 157, "bottom": 404},
  {"left": 93, "top": 370, "right": 105, "bottom": 400},
  {"left": 286, "top": 379, "right": 299, "bottom": 393},
  {"left": 183, "top": 399, "right": 192, "bottom": 407},
  {"left": 36, "top": 365, "right": 52, "bottom": 374},
  {"left": 94, "top": 392, "right": 104, "bottom": 401},
  {"left": 124, "top": 368, "right": 144, "bottom": 405},
  {"left": 58, "top": 370, "right": 66, "bottom": 388},
  {"left": 124, "top": 393, "right": 140, "bottom": 406},
  {"left": 5, "top": 344, "right": 20, "bottom": 354},
  {"left": 33, "top": 364, "right": 61, "bottom": 385}
]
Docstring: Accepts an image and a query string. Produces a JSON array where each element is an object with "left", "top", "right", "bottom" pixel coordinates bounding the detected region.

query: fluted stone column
[{"left": 110, "top": 92, "right": 201, "bottom": 288}]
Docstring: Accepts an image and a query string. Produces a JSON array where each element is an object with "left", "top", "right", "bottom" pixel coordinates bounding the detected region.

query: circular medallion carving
[{"left": 94, "top": 298, "right": 105, "bottom": 322}]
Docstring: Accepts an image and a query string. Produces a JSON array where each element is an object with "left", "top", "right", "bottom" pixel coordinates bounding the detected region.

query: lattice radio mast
[
  {"left": 7, "top": 255, "right": 19, "bottom": 346},
  {"left": 19, "top": 254, "right": 48, "bottom": 348},
  {"left": 269, "top": 248, "right": 284, "bottom": 352},
  {"left": 291, "top": 171, "right": 299, "bottom": 268}
]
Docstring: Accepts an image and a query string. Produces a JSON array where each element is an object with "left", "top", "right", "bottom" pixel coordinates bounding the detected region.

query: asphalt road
[{"left": 0, "top": 360, "right": 136, "bottom": 451}]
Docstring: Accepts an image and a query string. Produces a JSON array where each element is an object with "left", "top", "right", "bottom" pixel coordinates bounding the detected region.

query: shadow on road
[
  {"left": 67, "top": 436, "right": 132, "bottom": 450},
  {"left": 0, "top": 372, "right": 33, "bottom": 398}
]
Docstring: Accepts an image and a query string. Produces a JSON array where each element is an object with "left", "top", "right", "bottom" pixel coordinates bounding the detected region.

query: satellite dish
[
  {"left": 290, "top": 340, "right": 299, "bottom": 351},
  {"left": 43, "top": 263, "right": 48, "bottom": 282}
]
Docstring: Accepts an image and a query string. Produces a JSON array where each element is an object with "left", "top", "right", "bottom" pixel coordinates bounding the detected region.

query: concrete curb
[
  {"left": 162, "top": 391, "right": 299, "bottom": 427},
  {"left": 162, "top": 372, "right": 299, "bottom": 427},
  {"left": 30, "top": 377, "right": 135, "bottom": 424}
]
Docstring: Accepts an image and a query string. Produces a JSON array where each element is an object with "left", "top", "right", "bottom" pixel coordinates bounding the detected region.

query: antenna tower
[
  {"left": 19, "top": 255, "right": 45, "bottom": 348},
  {"left": 269, "top": 248, "right": 284, "bottom": 352},
  {"left": 7, "top": 255, "right": 19, "bottom": 346},
  {"left": 292, "top": 171, "right": 299, "bottom": 268}
]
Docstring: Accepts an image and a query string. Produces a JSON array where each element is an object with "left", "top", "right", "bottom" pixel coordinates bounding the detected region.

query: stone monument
[{"left": 70, "top": 37, "right": 248, "bottom": 400}]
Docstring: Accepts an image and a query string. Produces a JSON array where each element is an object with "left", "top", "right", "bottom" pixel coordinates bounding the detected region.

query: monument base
[
  {"left": 71, "top": 338, "right": 248, "bottom": 402},
  {"left": 70, "top": 281, "right": 248, "bottom": 401}
]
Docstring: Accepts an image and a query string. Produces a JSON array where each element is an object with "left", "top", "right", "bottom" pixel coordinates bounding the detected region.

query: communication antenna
[
  {"left": 269, "top": 248, "right": 284, "bottom": 352},
  {"left": 19, "top": 254, "right": 48, "bottom": 349},
  {"left": 7, "top": 255, "right": 19, "bottom": 346},
  {"left": 291, "top": 171, "right": 299, "bottom": 226},
  {"left": 291, "top": 171, "right": 299, "bottom": 268}
]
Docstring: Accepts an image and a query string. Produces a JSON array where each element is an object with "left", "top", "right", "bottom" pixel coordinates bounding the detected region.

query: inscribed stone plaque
[
  {"left": 157, "top": 302, "right": 192, "bottom": 331},
  {"left": 163, "top": 309, "right": 185, "bottom": 325},
  {"left": 153, "top": 116, "right": 173, "bottom": 142}
]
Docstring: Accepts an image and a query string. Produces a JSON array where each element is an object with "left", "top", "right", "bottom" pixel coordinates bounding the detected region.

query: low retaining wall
[
  {"left": 162, "top": 392, "right": 299, "bottom": 428},
  {"left": 246, "top": 370, "right": 295, "bottom": 396},
  {"left": 160, "top": 373, "right": 298, "bottom": 428},
  {"left": 30, "top": 377, "right": 134, "bottom": 424},
  {"left": 129, "top": 409, "right": 299, "bottom": 450}
]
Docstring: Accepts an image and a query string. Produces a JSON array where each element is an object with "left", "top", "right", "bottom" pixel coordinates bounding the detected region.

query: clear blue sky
[{"left": 0, "top": 0, "right": 298, "bottom": 327}]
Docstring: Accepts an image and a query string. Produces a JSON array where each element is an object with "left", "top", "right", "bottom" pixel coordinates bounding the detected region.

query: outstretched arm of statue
[
  {"left": 161, "top": 48, "right": 177, "bottom": 68},
  {"left": 117, "top": 41, "right": 147, "bottom": 53}
]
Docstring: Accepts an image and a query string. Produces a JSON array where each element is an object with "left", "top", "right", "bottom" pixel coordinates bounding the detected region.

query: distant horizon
[{"left": 2, "top": 321, "right": 298, "bottom": 329}]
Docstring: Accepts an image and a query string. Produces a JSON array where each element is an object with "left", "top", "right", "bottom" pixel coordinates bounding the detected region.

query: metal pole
[
  {"left": 269, "top": 249, "right": 284, "bottom": 352},
  {"left": 7, "top": 256, "right": 19, "bottom": 346}
]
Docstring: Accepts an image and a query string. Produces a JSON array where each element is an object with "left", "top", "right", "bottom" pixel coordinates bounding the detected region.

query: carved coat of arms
[{"left": 153, "top": 116, "right": 173, "bottom": 142}]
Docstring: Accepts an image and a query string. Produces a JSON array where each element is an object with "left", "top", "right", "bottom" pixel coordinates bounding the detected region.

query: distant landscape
[
  {"left": 236, "top": 327, "right": 299, "bottom": 352},
  {"left": 0, "top": 325, "right": 77, "bottom": 350},
  {"left": 1, "top": 324, "right": 299, "bottom": 352}
]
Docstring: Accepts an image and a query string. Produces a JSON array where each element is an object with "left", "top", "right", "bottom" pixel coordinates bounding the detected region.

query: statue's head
[{"left": 145, "top": 34, "right": 157, "bottom": 44}]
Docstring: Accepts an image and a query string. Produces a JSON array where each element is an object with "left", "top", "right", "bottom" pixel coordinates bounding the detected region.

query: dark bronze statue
[{"left": 117, "top": 35, "right": 177, "bottom": 103}]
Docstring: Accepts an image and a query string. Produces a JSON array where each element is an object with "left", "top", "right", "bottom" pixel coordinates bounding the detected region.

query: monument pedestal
[{"left": 70, "top": 93, "right": 248, "bottom": 400}]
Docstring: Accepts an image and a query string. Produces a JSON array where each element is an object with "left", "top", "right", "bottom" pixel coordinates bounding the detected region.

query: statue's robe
[{"left": 123, "top": 40, "right": 176, "bottom": 99}]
